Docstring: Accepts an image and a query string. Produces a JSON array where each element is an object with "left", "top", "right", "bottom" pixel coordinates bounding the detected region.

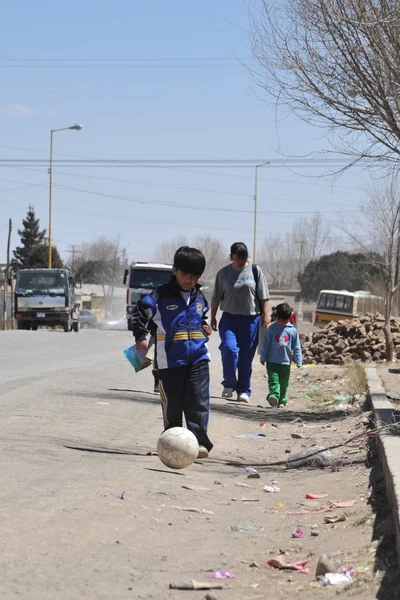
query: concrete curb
[{"left": 366, "top": 367, "right": 400, "bottom": 568}]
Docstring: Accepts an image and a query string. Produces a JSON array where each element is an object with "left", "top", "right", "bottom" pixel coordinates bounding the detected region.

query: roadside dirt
[
  {"left": 1, "top": 330, "right": 395, "bottom": 600},
  {"left": 100, "top": 362, "right": 383, "bottom": 599}
]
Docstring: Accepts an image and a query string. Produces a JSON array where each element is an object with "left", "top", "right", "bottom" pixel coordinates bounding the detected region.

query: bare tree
[
  {"left": 337, "top": 177, "right": 400, "bottom": 361},
  {"left": 259, "top": 234, "right": 297, "bottom": 288},
  {"left": 70, "top": 237, "right": 125, "bottom": 316},
  {"left": 153, "top": 235, "right": 228, "bottom": 288},
  {"left": 250, "top": 0, "right": 400, "bottom": 166},
  {"left": 259, "top": 213, "right": 337, "bottom": 288},
  {"left": 153, "top": 237, "right": 189, "bottom": 264}
]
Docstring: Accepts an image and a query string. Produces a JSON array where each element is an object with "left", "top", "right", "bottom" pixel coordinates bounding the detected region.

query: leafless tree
[
  {"left": 337, "top": 176, "right": 400, "bottom": 361},
  {"left": 153, "top": 235, "right": 228, "bottom": 288},
  {"left": 153, "top": 237, "right": 189, "bottom": 265},
  {"left": 249, "top": 0, "right": 400, "bottom": 167},
  {"left": 259, "top": 213, "right": 337, "bottom": 288},
  {"left": 69, "top": 237, "right": 125, "bottom": 316}
]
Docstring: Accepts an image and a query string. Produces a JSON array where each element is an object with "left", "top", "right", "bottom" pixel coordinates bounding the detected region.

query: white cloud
[{"left": 8, "top": 104, "right": 57, "bottom": 117}]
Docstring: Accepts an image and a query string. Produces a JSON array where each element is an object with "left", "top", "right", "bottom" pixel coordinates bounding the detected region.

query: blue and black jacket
[{"left": 131, "top": 276, "right": 210, "bottom": 369}]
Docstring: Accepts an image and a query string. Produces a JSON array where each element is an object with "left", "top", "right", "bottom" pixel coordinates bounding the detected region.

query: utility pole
[
  {"left": 66, "top": 245, "right": 81, "bottom": 271},
  {"left": 3, "top": 219, "right": 12, "bottom": 329},
  {"left": 296, "top": 239, "right": 305, "bottom": 321}
]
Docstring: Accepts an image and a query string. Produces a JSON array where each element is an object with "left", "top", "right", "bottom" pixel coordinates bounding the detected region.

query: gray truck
[{"left": 14, "top": 268, "right": 79, "bottom": 332}]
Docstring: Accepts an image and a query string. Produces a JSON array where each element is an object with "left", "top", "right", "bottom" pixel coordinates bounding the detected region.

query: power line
[
  {"left": 0, "top": 57, "right": 254, "bottom": 61},
  {"left": 6, "top": 165, "right": 353, "bottom": 208},
  {"left": 0, "top": 144, "right": 363, "bottom": 192},
  {"left": 0, "top": 173, "right": 361, "bottom": 216}
]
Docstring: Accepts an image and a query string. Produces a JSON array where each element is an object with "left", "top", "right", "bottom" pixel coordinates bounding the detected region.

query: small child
[
  {"left": 131, "top": 246, "right": 213, "bottom": 458},
  {"left": 260, "top": 302, "right": 302, "bottom": 407}
]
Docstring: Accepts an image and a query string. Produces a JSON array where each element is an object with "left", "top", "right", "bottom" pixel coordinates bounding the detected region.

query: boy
[
  {"left": 260, "top": 302, "right": 302, "bottom": 408},
  {"left": 131, "top": 247, "right": 213, "bottom": 458}
]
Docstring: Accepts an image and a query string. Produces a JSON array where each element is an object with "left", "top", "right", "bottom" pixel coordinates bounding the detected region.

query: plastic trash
[
  {"left": 245, "top": 467, "right": 259, "bottom": 474},
  {"left": 231, "top": 524, "right": 264, "bottom": 532},
  {"left": 287, "top": 445, "right": 334, "bottom": 469},
  {"left": 306, "top": 493, "right": 328, "bottom": 499},
  {"left": 324, "top": 514, "right": 346, "bottom": 523},
  {"left": 259, "top": 421, "right": 267, "bottom": 428},
  {"left": 123, "top": 345, "right": 152, "bottom": 373},
  {"left": 320, "top": 572, "right": 353, "bottom": 586},
  {"left": 267, "top": 555, "right": 310, "bottom": 574},
  {"left": 102, "top": 491, "right": 125, "bottom": 499},
  {"left": 331, "top": 466, "right": 341, "bottom": 473},
  {"left": 169, "top": 581, "right": 223, "bottom": 590},
  {"left": 263, "top": 485, "right": 280, "bottom": 493},
  {"left": 206, "top": 571, "right": 235, "bottom": 579},
  {"left": 292, "top": 527, "right": 304, "bottom": 538}
]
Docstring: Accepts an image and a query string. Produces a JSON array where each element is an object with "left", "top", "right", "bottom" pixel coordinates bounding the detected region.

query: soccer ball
[{"left": 157, "top": 427, "right": 199, "bottom": 470}]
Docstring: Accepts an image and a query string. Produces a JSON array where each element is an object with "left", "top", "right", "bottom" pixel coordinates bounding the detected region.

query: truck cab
[{"left": 14, "top": 268, "right": 79, "bottom": 332}]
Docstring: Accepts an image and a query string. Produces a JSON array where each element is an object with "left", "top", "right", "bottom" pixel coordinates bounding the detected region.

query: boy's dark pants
[{"left": 158, "top": 360, "right": 213, "bottom": 451}]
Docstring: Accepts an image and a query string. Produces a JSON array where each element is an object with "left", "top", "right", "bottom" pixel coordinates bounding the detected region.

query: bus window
[
  {"left": 317, "top": 294, "right": 327, "bottom": 308},
  {"left": 343, "top": 296, "right": 353, "bottom": 312}
]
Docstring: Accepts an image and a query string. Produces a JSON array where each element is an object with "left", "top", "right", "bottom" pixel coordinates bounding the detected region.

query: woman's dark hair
[
  {"left": 275, "top": 302, "right": 293, "bottom": 320},
  {"left": 230, "top": 242, "right": 248, "bottom": 259},
  {"left": 173, "top": 246, "right": 206, "bottom": 276}
]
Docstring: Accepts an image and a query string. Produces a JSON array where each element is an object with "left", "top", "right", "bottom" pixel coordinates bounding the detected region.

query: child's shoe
[
  {"left": 198, "top": 446, "right": 209, "bottom": 459},
  {"left": 267, "top": 395, "right": 278, "bottom": 407},
  {"left": 222, "top": 387, "right": 234, "bottom": 399},
  {"left": 238, "top": 392, "right": 250, "bottom": 403}
]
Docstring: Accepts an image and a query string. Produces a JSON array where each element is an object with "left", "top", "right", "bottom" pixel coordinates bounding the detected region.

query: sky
[{"left": 0, "top": 0, "right": 369, "bottom": 264}]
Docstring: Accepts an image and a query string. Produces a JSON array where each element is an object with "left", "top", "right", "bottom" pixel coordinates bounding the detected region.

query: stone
[{"left": 315, "top": 553, "right": 342, "bottom": 578}]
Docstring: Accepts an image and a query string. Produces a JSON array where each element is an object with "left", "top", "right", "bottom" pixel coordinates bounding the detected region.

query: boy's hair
[
  {"left": 173, "top": 246, "right": 206, "bottom": 276},
  {"left": 275, "top": 302, "right": 293, "bottom": 321},
  {"left": 230, "top": 242, "right": 248, "bottom": 259}
]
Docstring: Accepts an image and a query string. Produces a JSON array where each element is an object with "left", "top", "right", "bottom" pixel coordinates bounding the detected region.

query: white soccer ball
[{"left": 157, "top": 427, "right": 199, "bottom": 470}]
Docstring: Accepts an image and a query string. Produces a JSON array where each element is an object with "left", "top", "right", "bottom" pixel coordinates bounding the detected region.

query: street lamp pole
[
  {"left": 48, "top": 124, "right": 82, "bottom": 268},
  {"left": 253, "top": 161, "right": 270, "bottom": 263}
]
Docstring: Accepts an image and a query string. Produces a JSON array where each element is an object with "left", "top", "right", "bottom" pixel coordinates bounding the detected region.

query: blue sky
[{"left": 0, "top": 0, "right": 367, "bottom": 263}]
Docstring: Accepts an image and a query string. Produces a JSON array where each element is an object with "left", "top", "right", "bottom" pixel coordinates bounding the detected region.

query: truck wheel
[
  {"left": 17, "top": 321, "right": 25, "bottom": 330},
  {"left": 73, "top": 321, "right": 80, "bottom": 333},
  {"left": 31, "top": 324, "right": 38, "bottom": 331},
  {"left": 63, "top": 322, "right": 70, "bottom": 333},
  {"left": 24, "top": 323, "right": 31, "bottom": 330}
]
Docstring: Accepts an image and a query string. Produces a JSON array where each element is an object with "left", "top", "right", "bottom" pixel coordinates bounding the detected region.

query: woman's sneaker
[
  {"left": 267, "top": 395, "right": 278, "bottom": 407},
  {"left": 238, "top": 393, "right": 250, "bottom": 403},
  {"left": 222, "top": 387, "right": 234, "bottom": 399}
]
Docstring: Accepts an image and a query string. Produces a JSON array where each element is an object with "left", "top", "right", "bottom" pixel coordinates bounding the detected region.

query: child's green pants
[{"left": 266, "top": 362, "right": 291, "bottom": 406}]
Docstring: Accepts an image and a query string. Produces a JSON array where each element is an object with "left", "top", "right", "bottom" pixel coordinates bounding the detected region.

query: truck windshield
[
  {"left": 16, "top": 271, "right": 68, "bottom": 294},
  {"left": 129, "top": 269, "right": 171, "bottom": 289}
]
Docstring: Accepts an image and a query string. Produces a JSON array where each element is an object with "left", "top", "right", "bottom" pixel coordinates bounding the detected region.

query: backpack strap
[{"left": 252, "top": 264, "right": 261, "bottom": 315}]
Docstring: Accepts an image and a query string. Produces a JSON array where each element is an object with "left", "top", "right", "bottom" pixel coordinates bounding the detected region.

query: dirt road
[{"left": 0, "top": 330, "right": 390, "bottom": 599}]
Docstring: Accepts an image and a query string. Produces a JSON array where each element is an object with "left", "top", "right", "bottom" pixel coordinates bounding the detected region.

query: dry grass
[{"left": 345, "top": 363, "right": 367, "bottom": 397}]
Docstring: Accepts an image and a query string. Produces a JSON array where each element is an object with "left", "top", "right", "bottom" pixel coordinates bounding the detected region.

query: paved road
[{"left": 0, "top": 330, "right": 376, "bottom": 600}]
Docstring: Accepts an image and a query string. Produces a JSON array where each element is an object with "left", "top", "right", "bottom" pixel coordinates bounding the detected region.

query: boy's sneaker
[
  {"left": 267, "top": 395, "right": 278, "bottom": 407},
  {"left": 238, "top": 393, "right": 250, "bottom": 403},
  {"left": 222, "top": 387, "right": 234, "bottom": 399},
  {"left": 198, "top": 446, "right": 209, "bottom": 459}
]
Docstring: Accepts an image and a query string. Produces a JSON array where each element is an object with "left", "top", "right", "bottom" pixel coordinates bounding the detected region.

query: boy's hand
[
  {"left": 211, "top": 317, "right": 218, "bottom": 331},
  {"left": 260, "top": 360, "right": 266, "bottom": 366},
  {"left": 136, "top": 339, "right": 147, "bottom": 352},
  {"left": 202, "top": 324, "right": 212, "bottom": 336}
]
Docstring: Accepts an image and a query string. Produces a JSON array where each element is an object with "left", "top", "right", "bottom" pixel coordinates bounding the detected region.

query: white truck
[
  {"left": 123, "top": 261, "right": 172, "bottom": 331},
  {"left": 14, "top": 268, "right": 79, "bottom": 332}
]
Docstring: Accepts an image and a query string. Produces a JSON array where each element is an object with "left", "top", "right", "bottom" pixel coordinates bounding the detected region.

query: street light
[
  {"left": 48, "top": 124, "right": 83, "bottom": 268},
  {"left": 253, "top": 160, "right": 270, "bottom": 263}
]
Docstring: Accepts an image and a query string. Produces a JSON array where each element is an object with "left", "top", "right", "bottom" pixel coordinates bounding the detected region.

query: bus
[
  {"left": 314, "top": 289, "right": 384, "bottom": 327},
  {"left": 123, "top": 261, "right": 172, "bottom": 330}
]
